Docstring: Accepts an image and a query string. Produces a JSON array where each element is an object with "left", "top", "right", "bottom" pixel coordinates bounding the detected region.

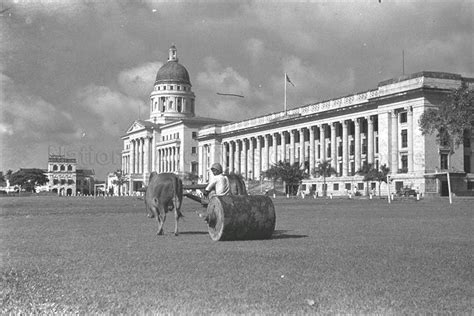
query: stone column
[
  {"left": 136, "top": 139, "right": 141, "bottom": 174},
  {"left": 256, "top": 136, "right": 262, "bottom": 178},
  {"left": 235, "top": 140, "right": 241, "bottom": 174},
  {"left": 367, "top": 116, "right": 374, "bottom": 164},
  {"left": 281, "top": 132, "right": 287, "bottom": 163},
  {"left": 143, "top": 137, "right": 150, "bottom": 180},
  {"left": 229, "top": 141, "right": 234, "bottom": 174},
  {"left": 151, "top": 130, "right": 156, "bottom": 172},
  {"left": 130, "top": 140, "right": 135, "bottom": 174},
  {"left": 198, "top": 146, "right": 203, "bottom": 180},
  {"left": 242, "top": 139, "right": 248, "bottom": 179},
  {"left": 309, "top": 126, "right": 315, "bottom": 174},
  {"left": 299, "top": 128, "right": 305, "bottom": 169},
  {"left": 407, "top": 107, "right": 414, "bottom": 173},
  {"left": 264, "top": 135, "right": 270, "bottom": 172},
  {"left": 290, "top": 130, "right": 295, "bottom": 165},
  {"left": 354, "top": 118, "right": 361, "bottom": 171},
  {"left": 391, "top": 110, "right": 399, "bottom": 174},
  {"left": 272, "top": 133, "right": 278, "bottom": 165},
  {"left": 331, "top": 123, "right": 337, "bottom": 171},
  {"left": 342, "top": 120, "right": 348, "bottom": 177},
  {"left": 320, "top": 125, "right": 326, "bottom": 161}
]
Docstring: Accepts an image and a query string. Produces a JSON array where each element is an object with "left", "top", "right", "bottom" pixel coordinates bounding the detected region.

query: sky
[{"left": 1, "top": 0, "right": 473, "bottom": 179}]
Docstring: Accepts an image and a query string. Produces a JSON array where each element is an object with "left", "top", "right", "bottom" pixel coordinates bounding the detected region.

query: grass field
[{"left": 1, "top": 195, "right": 472, "bottom": 314}]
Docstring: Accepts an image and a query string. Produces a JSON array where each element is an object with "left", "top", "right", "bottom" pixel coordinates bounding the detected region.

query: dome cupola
[
  {"left": 155, "top": 45, "right": 191, "bottom": 85},
  {"left": 149, "top": 45, "right": 196, "bottom": 124}
]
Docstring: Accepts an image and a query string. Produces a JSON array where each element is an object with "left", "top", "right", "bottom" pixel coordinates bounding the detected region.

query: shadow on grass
[
  {"left": 179, "top": 231, "right": 209, "bottom": 235},
  {"left": 271, "top": 230, "right": 308, "bottom": 239}
]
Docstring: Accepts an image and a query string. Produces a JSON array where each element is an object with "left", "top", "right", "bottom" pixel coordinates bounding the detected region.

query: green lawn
[{"left": 0, "top": 195, "right": 472, "bottom": 314}]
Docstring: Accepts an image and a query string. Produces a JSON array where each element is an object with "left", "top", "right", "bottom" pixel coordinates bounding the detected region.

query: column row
[
  {"left": 128, "top": 137, "right": 151, "bottom": 175},
  {"left": 156, "top": 147, "right": 180, "bottom": 173},
  {"left": 221, "top": 116, "right": 380, "bottom": 180}
]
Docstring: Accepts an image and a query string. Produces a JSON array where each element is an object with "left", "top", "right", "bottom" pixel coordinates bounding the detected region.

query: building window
[
  {"left": 68, "top": 165, "right": 73, "bottom": 171},
  {"left": 60, "top": 179, "right": 66, "bottom": 185},
  {"left": 375, "top": 136, "right": 379, "bottom": 153},
  {"left": 192, "top": 132, "right": 197, "bottom": 139},
  {"left": 53, "top": 165, "right": 58, "bottom": 171},
  {"left": 177, "top": 86, "right": 181, "bottom": 91},
  {"left": 327, "top": 144, "right": 331, "bottom": 158},
  {"left": 401, "top": 130, "right": 408, "bottom": 148},
  {"left": 399, "top": 112, "right": 407, "bottom": 123},
  {"left": 177, "top": 98, "right": 182, "bottom": 112},
  {"left": 350, "top": 140, "right": 354, "bottom": 155},
  {"left": 53, "top": 179, "right": 59, "bottom": 185},
  {"left": 351, "top": 161, "right": 355, "bottom": 175},
  {"left": 338, "top": 145, "right": 342, "bottom": 157},
  {"left": 333, "top": 183, "right": 339, "bottom": 191},
  {"left": 440, "top": 153, "right": 449, "bottom": 170},
  {"left": 170, "top": 85, "right": 173, "bottom": 90},
  {"left": 362, "top": 138, "right": 367, "bottom": 155},
  {"left": 191, "top": 147, "right": 197, "bottom": 154},
  {"left": 467, "top": 181, "right": 474, "bottom": 190},
  {"left": 68, "top": 179, "right": 74, "bottom": 185},
  {"left": 400, "top": 155, "right": 408, "bottom": 173},
  {"left": 358, "top": 182, "right": 364, "bottom": 190},
  {"left": 60, "top": 165, "right": 65, "bottom": 171},
  {"left": 163, "top": 86, "right": 166, "bottom": 90},
  {"left": 338, "top": 162, "right": 343, "bottom": 176},
  {"left": 345, "top": 183, "right": 351, "bottom": 191},
  {"left": 464, "top": 155, "right": 471, "bottom": 173}
]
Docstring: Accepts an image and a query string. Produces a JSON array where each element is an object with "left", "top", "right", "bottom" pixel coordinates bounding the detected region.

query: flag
[{"left": 286, "top": 74, "right": 295, "bottom": 87}]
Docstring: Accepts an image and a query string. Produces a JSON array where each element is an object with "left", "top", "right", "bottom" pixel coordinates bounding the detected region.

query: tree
[
  {"left": 9, "top": 169, "right": 48, "bottom": 192},
  {"left": 311, "top": 160, "right": 336, "bottom": 197},
  {"left": 112, "top": 170, "right": 127, "bottom": 196},
  {"left": 262, "top": 164, "right": 281, "bottom": 192},
  {"left": 419, "top": 81, "right": 473, "bottom": 154},
  {"left": 375, "top": 164, "right": 390, "bottom": 197},
  {"left": 264, "top": 161, "right": 308, "bottom": 196},
  {"left": 357, "top": 162, "right": 377, "bottom": 196}
]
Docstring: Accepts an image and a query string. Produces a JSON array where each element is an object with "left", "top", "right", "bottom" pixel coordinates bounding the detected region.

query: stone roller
[{"left": 205, "top": 195, "right": 276, "bottom": 241}]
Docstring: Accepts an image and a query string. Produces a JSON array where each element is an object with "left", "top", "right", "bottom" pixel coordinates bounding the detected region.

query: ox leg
[
  {"left": 155, "top": 205, "right": 166, "bottom": 236},
  {"left": 174, "top": 209, "right": 179, "bottom": 236}
]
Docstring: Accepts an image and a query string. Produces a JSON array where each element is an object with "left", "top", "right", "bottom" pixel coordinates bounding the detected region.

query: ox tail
[{"left": 174, "top": 176, "right": 184, "bottom": 220}]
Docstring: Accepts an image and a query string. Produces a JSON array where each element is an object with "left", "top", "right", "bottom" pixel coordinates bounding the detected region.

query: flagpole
[{"left": 284, "top": 72, "right": 287, "bottom": 115}]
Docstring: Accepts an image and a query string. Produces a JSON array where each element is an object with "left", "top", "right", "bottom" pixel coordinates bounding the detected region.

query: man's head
[{"left": 210, "top": 163, "right": 223, "bottom": 175}]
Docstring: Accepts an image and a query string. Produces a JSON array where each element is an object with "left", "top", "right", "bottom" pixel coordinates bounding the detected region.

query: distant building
[
  {"left": 46, "top": 155, "right": 95, "bottom": 195},
  {"left": 121, "top": 45, "right": 228, "bottom": 194},
  {"left": 198, "top": 71, "right": 474, "bottom": 197}
]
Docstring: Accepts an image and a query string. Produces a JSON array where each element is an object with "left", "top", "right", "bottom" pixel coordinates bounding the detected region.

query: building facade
[
  {"left": 198, "top": 72, "right": 473, "bottom": 196},
  {"left": 121, "top": 45, "right": 228, "bottom": 194},
  {"left": 46, "top": 155, "right": 95, "bottom": 195}
]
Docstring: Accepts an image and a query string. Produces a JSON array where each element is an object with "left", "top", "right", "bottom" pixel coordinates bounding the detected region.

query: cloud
[
  {"left": 76, "top": 85, "right": 144, "bottom": 136},
  {"left": 245, "top": 38, "right": 265, "bottom": 64},
  {"left": 0, "top": 72, "right": 78, "bottom": 141},
  {"left": 118, "top": 62, "right": 162, "bottom": 98}
]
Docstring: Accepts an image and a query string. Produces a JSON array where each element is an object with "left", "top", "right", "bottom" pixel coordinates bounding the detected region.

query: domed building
[{"left": 121, "top": 45, "right": 228, "bottom": 194}]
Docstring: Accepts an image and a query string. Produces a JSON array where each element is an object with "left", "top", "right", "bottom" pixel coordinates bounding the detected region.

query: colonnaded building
[
  {"left": 121, "top": 45, "right": 228, "bottom": 193},
  {"left": 121, "top": 45, "right": 473, "bottom": 197},
  {"left": 198, "top": 72, "right": 473, "bottom": 197}
]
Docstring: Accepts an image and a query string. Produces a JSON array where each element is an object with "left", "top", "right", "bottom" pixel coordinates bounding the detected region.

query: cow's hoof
[
  {"left": 157, "top": 231, "right": 164, "bottom": 236},
  {"left": 174, "top": 232, "right": 179, "bottom": 236}
]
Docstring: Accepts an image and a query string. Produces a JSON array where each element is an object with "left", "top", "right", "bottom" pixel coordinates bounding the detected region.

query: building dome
[{"left": 154, "top": 45, "right": 191, "bottom": 85}]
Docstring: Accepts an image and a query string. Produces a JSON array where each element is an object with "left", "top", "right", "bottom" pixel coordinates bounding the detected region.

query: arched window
[
  {"left": 177, "top": 98, "right": 182, "bottom": 112},
  {"left": 68, "top": 165, "right": 73, "bottom": 171},
  {"left": 60, "top": 165, "right": 65, "bottom": 171},
  {"left": 53, "top": 165, "right": 58, "bottom": 171}
]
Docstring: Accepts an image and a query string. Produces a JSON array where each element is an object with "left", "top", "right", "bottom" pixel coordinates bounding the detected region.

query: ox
[
  {"left": 226, "top": 174, "right": 247, "bottom": 195},
  {"left": 145, "top": 172, "right": 183, "bottom": 236}
]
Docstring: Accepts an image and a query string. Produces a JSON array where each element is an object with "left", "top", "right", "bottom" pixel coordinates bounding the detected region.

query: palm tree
[
  {"left": 311, "top": 160, "right": 336, "bottom": 197},
  {"left": 265, "top": 161, "right": 308, "bottom": 196},
  {"left": 357, "top": 162, "right": 377, "bottom": 196},
  {"left": 375, "top": 164, "right": 390, "bottom": 197},
  {"left": 112, "top": 170, "right": 127, "bottom": 196}
]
